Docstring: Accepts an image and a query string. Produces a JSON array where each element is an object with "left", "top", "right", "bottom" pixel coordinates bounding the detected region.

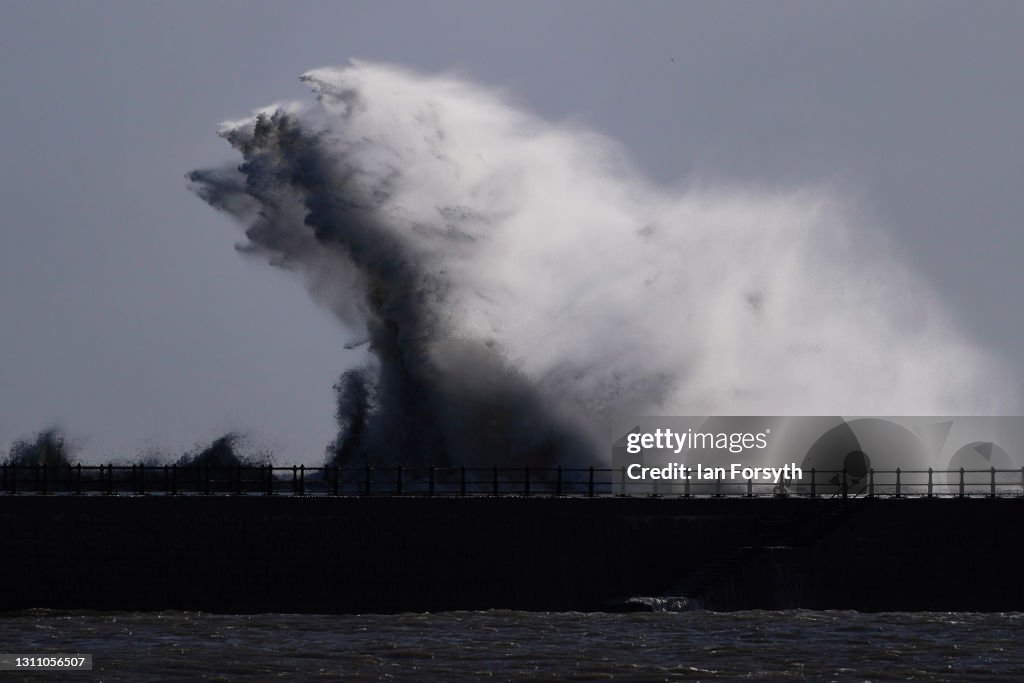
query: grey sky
[{"left": 1, "top": 1, "right": 1021, "bottom": 463}]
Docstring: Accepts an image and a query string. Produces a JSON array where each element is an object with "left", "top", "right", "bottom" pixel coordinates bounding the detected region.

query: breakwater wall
[{"left": 1, "top": 497, "right": 1020, "bottom": 613}]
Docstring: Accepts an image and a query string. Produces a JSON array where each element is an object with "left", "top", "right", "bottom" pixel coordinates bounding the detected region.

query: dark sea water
[{"left": 2, "top": 610, "right": 1023, "bottom": 681}]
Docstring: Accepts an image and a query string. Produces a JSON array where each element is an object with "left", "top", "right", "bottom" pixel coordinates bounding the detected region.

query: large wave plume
[{"left": 188, "top": 60, "right": 1017, "bottom": 468}]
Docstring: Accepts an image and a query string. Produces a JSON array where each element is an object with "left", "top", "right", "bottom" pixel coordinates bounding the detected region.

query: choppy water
[{"left": 2, "top": 610, "right": 1023, "bottom": 681}]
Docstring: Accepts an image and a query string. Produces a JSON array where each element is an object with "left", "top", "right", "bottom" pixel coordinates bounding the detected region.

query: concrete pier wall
[{"left": 0, "top": 497, "right": 1020, "bottom": 613}]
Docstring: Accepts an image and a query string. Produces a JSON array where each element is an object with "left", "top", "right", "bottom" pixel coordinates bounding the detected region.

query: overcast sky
[{"left": 1, "top": 1, "right": 1021, "bottom": 463}]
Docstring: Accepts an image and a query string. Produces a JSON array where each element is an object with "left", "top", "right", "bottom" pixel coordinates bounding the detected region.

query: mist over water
[{"left": 188, "top": 60, "right": 1017, "bottom": 467}]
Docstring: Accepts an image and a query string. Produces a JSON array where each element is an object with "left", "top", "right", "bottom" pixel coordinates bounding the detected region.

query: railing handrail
[{"left": 1, "top": 463, "right": 1023, "bottom": 498}]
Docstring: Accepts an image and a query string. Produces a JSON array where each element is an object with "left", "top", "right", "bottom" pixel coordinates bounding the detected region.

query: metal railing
[
  {"left": 2, "top": 464, "right": 1024, "bottom": 498},
  {"left": 617, "top": 466, "right": 1024, "bottom": 499}
]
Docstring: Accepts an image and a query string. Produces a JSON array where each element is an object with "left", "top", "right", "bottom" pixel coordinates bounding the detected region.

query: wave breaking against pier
[{"left": 188, "top": 61, "right": 1016, "bottom": 467}]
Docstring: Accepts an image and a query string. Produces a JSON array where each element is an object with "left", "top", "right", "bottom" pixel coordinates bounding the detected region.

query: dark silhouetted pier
[{"left": 2, "top": 464, "right": 1024, "bottom": 614}]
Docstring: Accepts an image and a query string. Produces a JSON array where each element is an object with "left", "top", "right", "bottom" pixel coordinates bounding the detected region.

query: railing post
[
  {"left": 895, "top": 468, "right": 901, "bottom": 498},
  {"left": 715, "top": 476, "right": 721, "bottom": 497},
  {"left": 365, "top": 465, "right": 372, "bottom": 496},
  {"left": 292, "top": 465, "right": 298, "bottom": 495},
  {"left": 927, "top": 468, "right": 933, "bottom": 498},
  {"left": 991, "top": 466, "right": 996, "bottom": 498},
  {"left": 868, "top": 468, "right": 874, "bottom": 498},
  {"left": 396, "top": 466, "right": 403, "bottom": 495},
  {"left": 429, "top": 466, "right": 436, "bottom": 497},
  {"left": 76, "top": 463, "right": 82, "bottom": 495},
  {"left": 556, "top": 466, "right": 562, "bottom": 497},
  {"left": 107, "top": 463, "right": 113, "bottom": 496},
  {"left": 299, "top": 464, "right": 305, "bottom": 496},
  {"left": 266, "top": 465, "right": 273, "bottom": 496},
  {"left": 460, "top": 466, "right": 466, "bottom": 497},
  {"left": 684, "top": 471, "right": 690, "bottom": 498},
  {"left": 493, "top": 466, "right": 499, "bottom": 496},
  {"left": 746, "top": 476, "right": 752, "bottom": 497},
  {"left": 524, "top": 466, "right": 530, "bottom": 497},
  {"left": 810, "top": 468, "right": 816, "bottom": 498},
  {"left": 959, "top": 467, "right": 965, "bottom": 498},
  {"left": 588, "top": 466, "right": 594, "bottom": 498}
]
